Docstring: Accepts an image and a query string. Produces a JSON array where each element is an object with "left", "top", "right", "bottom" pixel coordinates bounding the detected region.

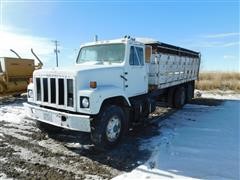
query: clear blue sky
[{"left": 1, "top": 0, "right": 239, "bottom": 71}]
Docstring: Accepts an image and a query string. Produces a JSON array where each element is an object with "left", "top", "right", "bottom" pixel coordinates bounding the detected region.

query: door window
[
  {"left": 136, "top": 47, "right": 144, "bottom": 65},
  {"left": 129, "top": 46, "right": 144, "bottom": 66}
]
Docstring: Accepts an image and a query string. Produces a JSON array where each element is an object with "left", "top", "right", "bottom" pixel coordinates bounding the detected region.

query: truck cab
[{"left": 75, "top": 37, "right": 148, "bottom": 98}]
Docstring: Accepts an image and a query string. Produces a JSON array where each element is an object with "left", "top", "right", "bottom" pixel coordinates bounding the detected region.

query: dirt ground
[{"left": 0, "top": 95, "right": 222, "bottom": 179}]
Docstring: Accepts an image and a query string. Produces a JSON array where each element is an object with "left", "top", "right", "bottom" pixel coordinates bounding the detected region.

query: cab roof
[{"left": 81, "top": 37, "right": 200, "bottom": 58}]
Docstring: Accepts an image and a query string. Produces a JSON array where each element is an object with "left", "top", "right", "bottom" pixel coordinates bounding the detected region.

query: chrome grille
[
  {"left": 58, "top": 78, "right": 65, "bottom": 105},
  {"left": 50, "top": 78, "right": 56, "bottom": 103},
  {"left": 43, "top": 78, "right": 48, "bottom": 102},
  {"left": 35, "top": 77, "right": 74, "bottom": 108},
  {"left": 36, "top": 78, "right": 41, "bottom": 101},
  {"left": 67, "top": 79, "right": 74, "bottom": 107}
]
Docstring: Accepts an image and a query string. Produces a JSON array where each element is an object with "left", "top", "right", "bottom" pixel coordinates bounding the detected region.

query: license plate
[{"left": 43, "top": 112, "right": 52, "bottom": 122}]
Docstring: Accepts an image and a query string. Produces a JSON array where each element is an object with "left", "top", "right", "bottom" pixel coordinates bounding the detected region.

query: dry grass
[{"left": 196, "top": 72, "right": 240, "bottom": 92}]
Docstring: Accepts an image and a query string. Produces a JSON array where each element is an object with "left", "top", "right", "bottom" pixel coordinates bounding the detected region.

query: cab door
[{"left": 124, "top": 45, "right": 148, "bottom": 97}]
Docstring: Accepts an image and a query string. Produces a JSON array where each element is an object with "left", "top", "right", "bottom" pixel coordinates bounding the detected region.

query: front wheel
[{"left": 90, "top": 105, "right": 128, "bottom": 150}]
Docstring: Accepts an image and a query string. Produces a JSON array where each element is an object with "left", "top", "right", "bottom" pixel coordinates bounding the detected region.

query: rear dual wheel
[
  {"left": 186, "top": 82, "right": 194, "bottom": 102},
  {"left": 173, "top": 86, "right": 186, "bottom": 109}
]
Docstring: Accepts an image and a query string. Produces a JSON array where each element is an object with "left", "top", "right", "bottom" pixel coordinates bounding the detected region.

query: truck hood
[
  {"left": 33, "top": 63, "right": 125, "bottom": 90},
  {"left": 33, "top": 63, "right": 124, "bottom": 77}
]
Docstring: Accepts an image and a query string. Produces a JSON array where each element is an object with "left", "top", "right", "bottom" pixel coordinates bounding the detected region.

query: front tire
[{"left": 90, "top": 105, "right": 127, "bottom": 150}]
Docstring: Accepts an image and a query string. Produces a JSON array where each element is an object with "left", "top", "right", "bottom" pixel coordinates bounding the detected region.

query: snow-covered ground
[
  {"left": 197, "top": 90, "right": 240, "bottom": 100},
  {"left": 0, "top": 92, "right": 239, "bottom": 179},
  {"left": 0, "top": 98, "right": 122, "bottom": 179},
  {"left": 114, "top": 94, "right": 240, "bottom": 180}
]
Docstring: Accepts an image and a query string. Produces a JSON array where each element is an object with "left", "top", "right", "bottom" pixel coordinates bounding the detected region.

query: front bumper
[{"left": 23, "top": 103, "right": 91, "bottom": 132}]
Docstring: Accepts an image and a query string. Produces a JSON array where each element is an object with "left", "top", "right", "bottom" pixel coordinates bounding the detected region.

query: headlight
[
  {"left": 81, "top": 97, "right": 89, "bottom": 108},
  {"left": 28, "top": 89, "right": 33, "bottom": 98}
]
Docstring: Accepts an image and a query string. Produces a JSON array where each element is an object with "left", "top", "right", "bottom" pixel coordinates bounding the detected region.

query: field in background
[{"left": 196, "top": 72, "right": 240, "bottom": 92}]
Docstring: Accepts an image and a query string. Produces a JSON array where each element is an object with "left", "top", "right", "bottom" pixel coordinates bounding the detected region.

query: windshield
[{"left": 77, "top": 43, "right": 125, "bottom": 64}]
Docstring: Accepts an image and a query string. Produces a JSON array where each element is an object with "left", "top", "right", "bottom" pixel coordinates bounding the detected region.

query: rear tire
[
  {"left": 90, "top": 105, "right": 128, "bottom": 150},
  {"left": 36, "top": 121, "right": 63, "bottom": 134},
  {"left": 173, "top": 86, "right": 186, "bottom": 109},
  {"left": 186, "top": 81, "right": 194, "bottom": 102}
]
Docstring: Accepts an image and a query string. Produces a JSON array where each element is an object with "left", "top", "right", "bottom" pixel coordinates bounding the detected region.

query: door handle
[{"left": 120, "top": 75, "right": 128, "bottom": 81}]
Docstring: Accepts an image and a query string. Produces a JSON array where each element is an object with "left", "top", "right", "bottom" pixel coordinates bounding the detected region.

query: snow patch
[
  {"left": 38, "top": 139, "right": 78, "bottom": 156},
  {"left": 0, "top": 126, "right": 31, "bottom": 141},
  {"left": 0, "top": 105, "right": 26, "bottom": 124},
  {"left": 10, "top": 145, "right": 92, "bottom": 177},
  {"left": 114, "top": 101, "right": 240, "bottom": 179},
  {"left": 0, "top": 173, "right": 12, "bottom": 180},
  {"left": 196, "top": 90, "right": 240, "bottom": 100},
  {"left": 0, "top": 157, "right": 8, "bottom": 164}
]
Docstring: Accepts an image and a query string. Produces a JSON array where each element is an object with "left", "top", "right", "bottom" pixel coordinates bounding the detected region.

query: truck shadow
[
  {"left": 47, "top": 108, "right": 174, "bottom": 172},
  {"left": 47, "top": 97, "right": 224, "bottom": 172},
  {"left": 48, "top": 122, "right": 161, "bottom": 172}
]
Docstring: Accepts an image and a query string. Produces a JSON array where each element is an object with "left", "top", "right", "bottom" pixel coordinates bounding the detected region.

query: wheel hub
[{"left": 106, "top": 116, "right": 121, "bottom": 142}]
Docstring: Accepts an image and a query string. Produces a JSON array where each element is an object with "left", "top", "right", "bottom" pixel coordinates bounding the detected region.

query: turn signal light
[{"left": 90, "top": 81, "right": 97, "bottom": 88}]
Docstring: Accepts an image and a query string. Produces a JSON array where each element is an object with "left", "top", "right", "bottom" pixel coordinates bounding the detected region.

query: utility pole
[{"left": 52, "top": 40, "right": 60, "bottom": 67}]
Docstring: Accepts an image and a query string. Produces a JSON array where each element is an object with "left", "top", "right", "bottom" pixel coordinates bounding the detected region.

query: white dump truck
[{"left": 24, "top": 36, "right": 200, "bottom": 149}]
